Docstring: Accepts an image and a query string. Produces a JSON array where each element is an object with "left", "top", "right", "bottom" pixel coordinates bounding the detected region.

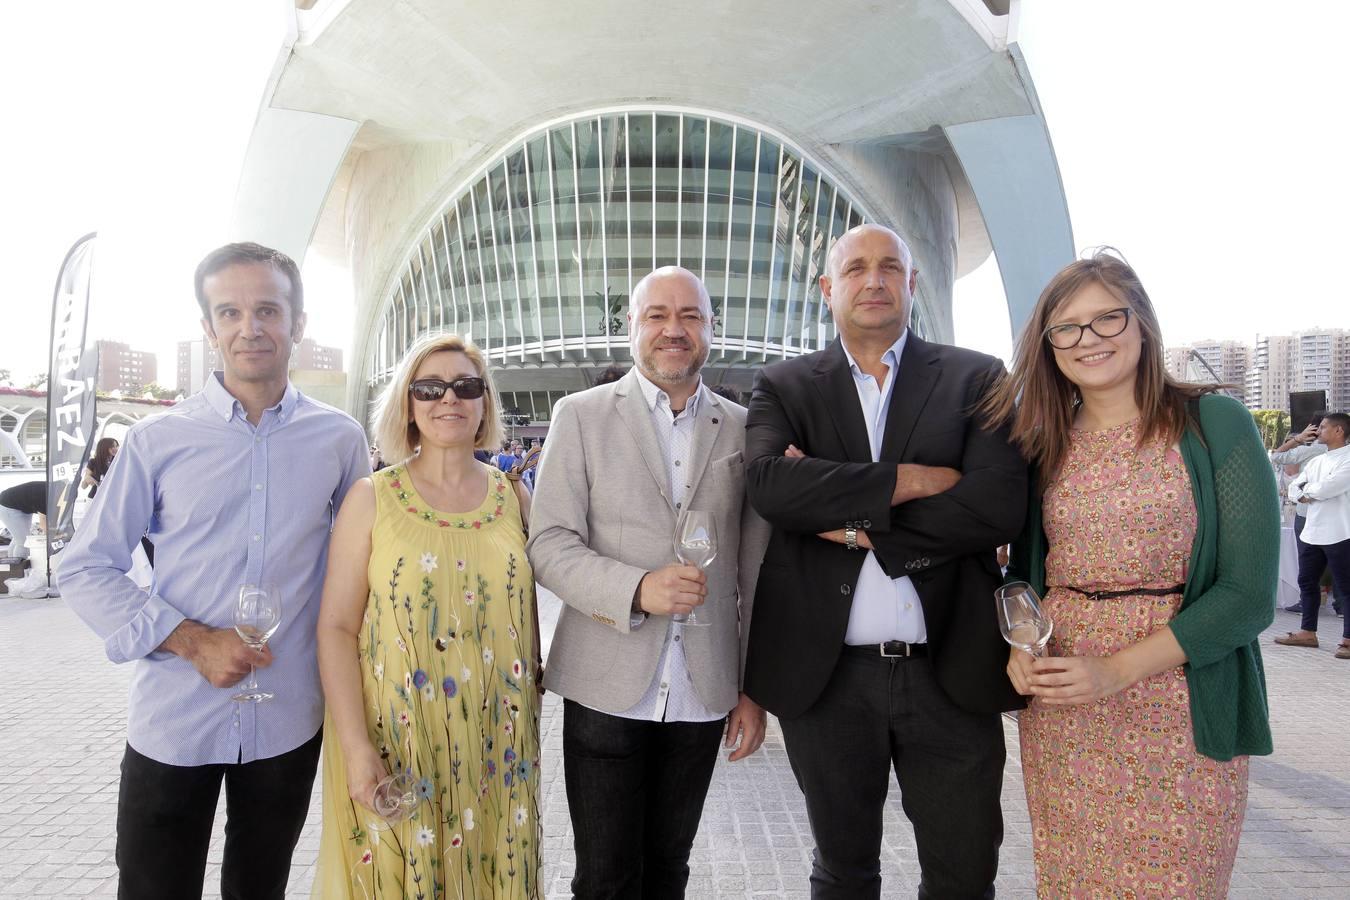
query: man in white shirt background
[
  {"left": 1269, "top": 415, "right": 1342, "bottom": 613},
  {"left": 1275, "top": 412, "right": 1350, "bottom": 657}
]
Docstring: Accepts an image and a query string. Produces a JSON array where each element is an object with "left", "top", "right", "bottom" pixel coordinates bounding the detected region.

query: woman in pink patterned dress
[{"left": 983, "top": 250, "right": 1277, "bottom": 897}]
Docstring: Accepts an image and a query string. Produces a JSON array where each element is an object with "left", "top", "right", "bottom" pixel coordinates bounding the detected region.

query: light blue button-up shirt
[
  {"left": 840, "top": 333, "right": 928, "bottom": 645},
  {"left": 59, "top": 373, "right": 369, "bottom": 765}
]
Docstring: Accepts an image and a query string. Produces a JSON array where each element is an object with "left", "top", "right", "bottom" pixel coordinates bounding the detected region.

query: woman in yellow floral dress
[{"left": 314, "top": 333, "right": 541, "bottom": 899}]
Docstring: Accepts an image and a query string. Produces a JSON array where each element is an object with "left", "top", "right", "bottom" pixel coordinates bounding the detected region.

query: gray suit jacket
[{"left": 526, "top": 370, "right": 770, "bottom": 714}]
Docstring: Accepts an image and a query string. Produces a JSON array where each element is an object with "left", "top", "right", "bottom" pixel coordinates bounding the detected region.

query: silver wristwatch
[{"left": 844, "top": 523, "right": 859, "bottom": 551}]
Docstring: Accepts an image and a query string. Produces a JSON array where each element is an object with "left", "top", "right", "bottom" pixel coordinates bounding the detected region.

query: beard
[{"left": 637, "top": 339, "right": 709, "bottom": 385}]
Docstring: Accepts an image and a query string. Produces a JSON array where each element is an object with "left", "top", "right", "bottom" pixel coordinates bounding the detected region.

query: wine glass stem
[{"left": 245, "top": 664, "right": 257, "bottom": 691}]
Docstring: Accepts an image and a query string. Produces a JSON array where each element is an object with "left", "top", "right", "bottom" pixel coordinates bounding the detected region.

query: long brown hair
[
  {"left": 89, "top": 437, "right": 119, "bottom": 479},
  {"left": 980, "top": 248, "right": 1216, "bottom": 481}
]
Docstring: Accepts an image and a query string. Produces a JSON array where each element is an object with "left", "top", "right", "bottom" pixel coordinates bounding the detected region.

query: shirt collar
[
  {"left": 840, "top": 329, "right": 909, "bottom": 380},
  {"left": 203, "top": 371, "right": 298, "bottom": 422},
  {"left": 632, "top": 367, "right": 703, "bottom": 417}
]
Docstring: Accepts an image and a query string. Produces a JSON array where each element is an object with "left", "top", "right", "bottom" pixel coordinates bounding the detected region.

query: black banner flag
[{"left": 46, "top": 233, "right": 99, "bottom": 571}]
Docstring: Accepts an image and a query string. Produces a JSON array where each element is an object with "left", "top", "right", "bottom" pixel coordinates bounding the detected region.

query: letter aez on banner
[{"left": 46, "top": 233, "right": 99, "bottom": 566}]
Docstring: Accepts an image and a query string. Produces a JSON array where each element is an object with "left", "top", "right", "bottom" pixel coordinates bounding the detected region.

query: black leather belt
[
  {"left": 1062, "top": 584, "right": 1185, "bottom": 602},
  {"left": 843, "top": 640, "right": 928, "bottom": 659}
]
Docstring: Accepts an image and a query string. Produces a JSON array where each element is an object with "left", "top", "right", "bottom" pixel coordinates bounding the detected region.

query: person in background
[
  {"left": 82, "top": 437, "right": 119, "bottom": 498},
  {"left": 314, "top": 331, "right": 541, "bottom": 898},
  {"left": 512, "top": 443, "right": 543, "bottom": 493},
  {"left": 988, "top": 248, "right": 1276, "bottom": 897},
  {"left": 1271, "top": 416, "right": 1341, "bottom": 614},
  {"left": 1275, "top": 412, "right": 1350, "bottom": 656},
  {"left": 707, "top": 383, "right": 742, "bottom": 405},
  {"left": 593, "top": 364, "right": 627, "bottom": 386},
  {"left": 495, "top": 440, "right": 522, "bottom": 473},
  {"left": 0, "top": 480, "right": 46, "bottom": 562}
]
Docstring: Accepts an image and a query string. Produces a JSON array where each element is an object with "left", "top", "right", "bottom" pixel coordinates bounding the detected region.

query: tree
[
  {"left": 0, "top": 368, "right": 11, "bottom": 387},
  {"left": 24, "top": 373, "right": 47, "bottom": 391},
  {"left": 1251, "top": 409, "right": 1290, "bottom": 449},
  {"left": 136, "top": 383, "right": 178, "bottom": 401},
  {"left": 593, "top": 287, "right": 627, "bottom": 336}
]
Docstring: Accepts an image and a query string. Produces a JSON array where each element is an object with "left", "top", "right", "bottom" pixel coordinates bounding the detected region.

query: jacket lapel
[
  {"left": 614, "top": 372, "right": 676, "bottom": 513},
  {"left": 811, "top": 339, "right": 873, "bottom": 463},
  {"left": 879, "top": 333, "right": 940, "bottom": 461},
  {"left": 682, "top": 387, "right": 723, "bottom": 504}
]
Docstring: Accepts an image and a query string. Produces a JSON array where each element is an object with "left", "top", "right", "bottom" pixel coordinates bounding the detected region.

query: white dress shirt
[
  {"left": 1271, "top": 442, "right": 1327, "bottom": 520},
  {"left": 605, "top": 369, "right": 722, "bottom": 723},
  {"left": 840, "top": 333, "right": 927, "bottom": 645},
  {"left": 1290, "top": 444, "right": 1350, "bottom": 545}
]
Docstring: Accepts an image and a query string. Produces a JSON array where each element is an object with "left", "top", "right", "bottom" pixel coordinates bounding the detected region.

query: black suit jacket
[{"left": 743, "top": 335, "right": 1028, "bottom": 718}]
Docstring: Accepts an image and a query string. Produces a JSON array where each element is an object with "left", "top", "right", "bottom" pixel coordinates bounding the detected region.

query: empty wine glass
[
  {"left": 995, "top": 581, "right": 1052, "bottom": 657},
  {"left": 371, "top": 771, "right": 418, "bottom": 825},
  {"left": 673, "top": 510, "right": 717, "bottom": 626},
  {"left": 232, "top": 583, "right": 281, "bottom": 702}
]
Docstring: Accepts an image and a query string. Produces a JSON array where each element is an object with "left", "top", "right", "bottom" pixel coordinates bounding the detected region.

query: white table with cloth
[{"left": 1277, "top": 524, "right": 1300, "bottom": 609}]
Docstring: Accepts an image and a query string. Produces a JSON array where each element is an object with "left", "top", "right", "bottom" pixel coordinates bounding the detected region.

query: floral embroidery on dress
[
  {"left": 317, "top": 462, "right": 540, "bottom": 898},
  {"left": 385, "top": 465, "right": 508, "bottom": 529}
]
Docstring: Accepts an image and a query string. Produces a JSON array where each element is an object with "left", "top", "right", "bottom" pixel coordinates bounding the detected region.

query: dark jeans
[
  {"left": 562, "top": 699, "right": 725, "bottom": 899},
  {"left": 1298, "top": 526, "right": 1350, "bottom": 639},
  {"left": 116, "top": 728, "right": 322, "bottom": 900},
  {"left": 779, "top": 650, "right": 1005, "bottom": 900}
]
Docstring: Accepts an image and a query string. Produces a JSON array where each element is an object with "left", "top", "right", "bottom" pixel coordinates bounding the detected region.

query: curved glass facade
[{"left": 368, "top": 110, "right": 932, "bottom": 418}]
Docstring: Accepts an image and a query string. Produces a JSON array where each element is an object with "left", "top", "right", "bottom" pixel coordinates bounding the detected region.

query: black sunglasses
[
  {"left": 1042, "top": 307, "right": 1132, "bottom": 350},
  {"left": 409, "top": 377, "right": 487, "bottom": 402}
]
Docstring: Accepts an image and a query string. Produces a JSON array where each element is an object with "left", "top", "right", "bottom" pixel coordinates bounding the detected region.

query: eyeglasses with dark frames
[
  {"left": 409, "top": 377, "right": 487, "bottom": 402},
  {"left": 1043, "top": 307, "right": 1132, "bottom": 350}
]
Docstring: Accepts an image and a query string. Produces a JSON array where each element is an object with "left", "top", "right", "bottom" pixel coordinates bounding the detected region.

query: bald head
[
  {"left": 826, "top": 224, "right": 914, "bottom": 280},
  {"left": 628, "top": 266, "right": 713, "bottom": 388},
  {"left": 820, "top": 224, "right": 917, "bottom": 346},
  {"left": 631, "top": 266, "right": 712, "bottom": 317}
]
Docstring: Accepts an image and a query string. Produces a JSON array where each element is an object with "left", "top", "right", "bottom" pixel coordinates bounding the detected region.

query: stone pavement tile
[{"left": 3, "top": 599, "right": 1349, "bottom": 898}]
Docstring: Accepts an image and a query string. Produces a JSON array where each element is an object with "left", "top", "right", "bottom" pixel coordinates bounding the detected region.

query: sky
[{"left": 2, "top": 1, "right": 1347, "bottom": 386}]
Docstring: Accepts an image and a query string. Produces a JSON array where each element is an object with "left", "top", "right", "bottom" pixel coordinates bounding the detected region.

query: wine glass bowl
[
  {"left": 372, "top": 771, "right": 418, "bottom": 824},
  {"left": 232, "top": 583, "right": 281, "bottom": 703},
  {"left": 673, "top": 510, "right": 717, "bottom": 626},
  {"left": 995, "top": 581, "right": 1053, "bottom": 657}
]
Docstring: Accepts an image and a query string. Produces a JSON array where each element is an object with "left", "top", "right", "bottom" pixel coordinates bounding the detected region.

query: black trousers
[
  {"left": 779, "top": 650, "right": 1005, "bottom": 900},
  {"left": 562, "top": 699, "right": 725, "bottom": 900},
  {"left": 1298, "top": 525, "right": 1350, "bottom": 639},
  {"left": 115, "top": 728, "right": 322, "bottom": 900}
]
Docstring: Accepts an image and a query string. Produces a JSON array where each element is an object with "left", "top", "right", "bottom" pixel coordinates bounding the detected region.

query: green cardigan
[{"left": 1008, "top": 393, "right": 1277, "bottom": 761}]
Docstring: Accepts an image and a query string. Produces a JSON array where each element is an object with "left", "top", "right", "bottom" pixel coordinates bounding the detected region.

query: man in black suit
[{"left": 744, "top": 224, "right": 1027, "bottom": 898}]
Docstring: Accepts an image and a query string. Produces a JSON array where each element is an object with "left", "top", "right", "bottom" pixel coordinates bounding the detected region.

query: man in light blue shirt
[{"left": 60, "top": 243, "right": 369, "bottom": 900}]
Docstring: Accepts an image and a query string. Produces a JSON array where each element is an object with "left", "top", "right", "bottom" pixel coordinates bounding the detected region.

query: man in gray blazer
[{"left": 528, "top": 266, "right": 770, "bottom": 899}]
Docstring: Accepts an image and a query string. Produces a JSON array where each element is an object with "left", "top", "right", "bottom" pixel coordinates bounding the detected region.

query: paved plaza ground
[{"left": 2, "top": 587, "right": 1347, "bottom": 898}]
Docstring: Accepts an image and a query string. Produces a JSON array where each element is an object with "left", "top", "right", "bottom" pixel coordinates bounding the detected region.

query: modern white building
[
  {"left": 229, "top": 0, "right": 1074, "bottom": 422},
  {"left": 1243, "top": 329, "right": 1350, "bottom": 413}
]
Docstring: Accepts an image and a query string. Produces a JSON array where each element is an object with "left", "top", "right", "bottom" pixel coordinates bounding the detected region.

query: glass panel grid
[{"left": 369, "top": 110, "right": 901, "bottom": 389}]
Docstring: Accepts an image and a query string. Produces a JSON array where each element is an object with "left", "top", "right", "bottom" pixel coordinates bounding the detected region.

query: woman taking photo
[
  {"left": 314, "top": 333, "right": 541, "bottom": 898},
  {"left": 985, "top": 250, "right": 1276, "bottom": 897},
  {"left": 82, "top": 437, "right": 118, "bottom": 497}
]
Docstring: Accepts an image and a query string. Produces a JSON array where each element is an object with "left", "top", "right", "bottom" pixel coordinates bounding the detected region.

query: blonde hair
[{"left": 373, "top": 332, "right": 503, "bottom": 463}]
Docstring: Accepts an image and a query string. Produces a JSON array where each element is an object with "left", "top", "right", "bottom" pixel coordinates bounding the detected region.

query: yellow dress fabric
[{"left": 314, "top": 463, "right": 541, "bottom": 899}]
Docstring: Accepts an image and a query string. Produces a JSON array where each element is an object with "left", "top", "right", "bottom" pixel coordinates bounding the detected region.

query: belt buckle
[{"left": 879, "top": 641, "right": 910, "bottom": 658}]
